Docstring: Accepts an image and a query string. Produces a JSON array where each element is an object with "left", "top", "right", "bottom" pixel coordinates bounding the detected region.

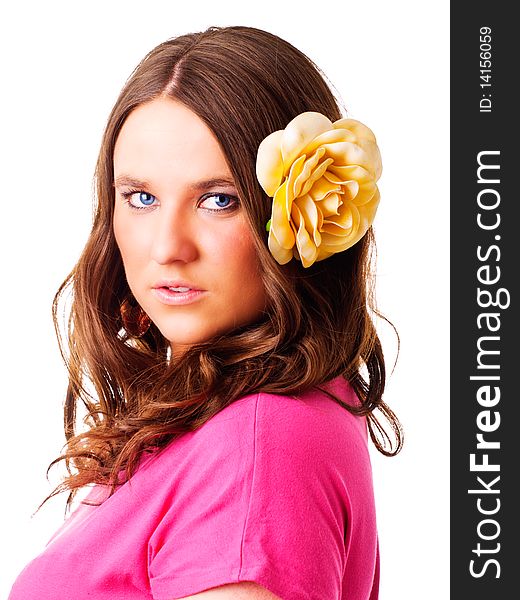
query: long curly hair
[{"left": 47, "top": 25, "right": 403, "bottom": 511}]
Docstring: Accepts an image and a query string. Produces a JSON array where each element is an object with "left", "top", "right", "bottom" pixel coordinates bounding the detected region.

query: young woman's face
[{"left": 113, "top": 97, "right": 267, "bottom": 355}]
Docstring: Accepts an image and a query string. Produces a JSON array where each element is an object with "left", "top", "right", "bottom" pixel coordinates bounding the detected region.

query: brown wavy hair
[{"left": 47, "top": 25, "right": 402, "bottom": 510}]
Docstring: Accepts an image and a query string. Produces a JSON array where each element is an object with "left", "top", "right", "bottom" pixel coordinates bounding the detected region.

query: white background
[{"left": 0, "top": 1, "right": 449, "bottom": 598}]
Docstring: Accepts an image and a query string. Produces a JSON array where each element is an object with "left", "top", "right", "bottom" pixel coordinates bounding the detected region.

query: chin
[{"left": 158, "top": 323, "right": 220, "bottom": 350}]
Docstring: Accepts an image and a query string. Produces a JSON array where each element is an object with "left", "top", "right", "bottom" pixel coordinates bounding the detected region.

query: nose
[{"left": 150, "top": 203, "right": 199, "bottom": 265}]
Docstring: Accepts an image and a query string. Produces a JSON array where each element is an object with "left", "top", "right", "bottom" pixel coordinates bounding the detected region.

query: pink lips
[{"left": 152, "top": 280, "right": 206, "bottom": 306}]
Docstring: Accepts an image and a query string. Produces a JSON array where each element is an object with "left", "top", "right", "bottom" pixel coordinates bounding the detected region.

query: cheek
[
  {"left": 211, "top": 223, "right": 265, "bottom": 304},
  {"left": 205, "top": 221, "right": 260, "bottom": 273},
  {"left": 113, "top": 212, "right": 147, "bottom": 275}
]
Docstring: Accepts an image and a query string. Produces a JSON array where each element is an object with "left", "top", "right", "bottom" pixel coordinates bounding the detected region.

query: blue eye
[
  {"left": 120, "top": 189, "right": 238, "bottom": 213},
  {"left": 136, "top": 192, "right": 156, "bottom": 206},
  {"left": 121, "top": 190, "right": 157, "bottom": 209},
  {"left": 200, "top": 193, "right": 238, "bottom": 212},
  {"left": 212, "top": 194, "right": 231, "bottom": 208}
]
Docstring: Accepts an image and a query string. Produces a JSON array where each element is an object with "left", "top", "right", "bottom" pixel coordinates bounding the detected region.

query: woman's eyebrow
[{"left": 113, "top": 175, "right": 236, "bottom": 190}]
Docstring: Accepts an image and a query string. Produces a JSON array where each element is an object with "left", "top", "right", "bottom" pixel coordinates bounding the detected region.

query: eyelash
[{"left": 120, "top": 189, "right": 239, "bottom": 213}]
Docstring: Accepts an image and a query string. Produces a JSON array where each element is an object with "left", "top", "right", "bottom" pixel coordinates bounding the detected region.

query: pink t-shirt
[{"left": 9, "top": 375, "right": 379, "bottom": 599}]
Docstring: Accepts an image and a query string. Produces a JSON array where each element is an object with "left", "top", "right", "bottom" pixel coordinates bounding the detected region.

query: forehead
[{"left": 113, "top": 97, "right": 232, "bottom": 184}]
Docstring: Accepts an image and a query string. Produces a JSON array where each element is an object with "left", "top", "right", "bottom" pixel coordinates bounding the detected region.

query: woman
[{"left": 9, "top": 25, "right": 402, "bottom": 600}]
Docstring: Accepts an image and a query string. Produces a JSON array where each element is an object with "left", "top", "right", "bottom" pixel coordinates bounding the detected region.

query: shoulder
[
  {"left": 257, "top": 376, "right": 367, "bottom": 445},
  {"left": 208, "top": 374, "right": 365, "bottom": 435},
  {"left": 193, "top": 376, "right": 375, "bottom": 501},
  {"left": 142, "top": 375, "right": 372, "bottom": 498},
  {"left": 208, "top": 375, "right": 370, "bottom": 465},
  {"left": 145, "top": 377, "right": 376, "bottom": 600}
]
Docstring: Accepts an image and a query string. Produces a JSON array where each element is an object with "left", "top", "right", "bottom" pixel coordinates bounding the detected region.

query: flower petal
[
  {"left": 321, "top": 228, "right": 365, "bottom": 252},
  {"left": 333, "top": 118, "right": 376, "bottom": 140},
  {"left": 357, "top": 138, "right": 382, "bottom": 180},
  {"left": 292, "top": 204, "right": 318, "bottom": 268},
  {"left": 320, "top": 141, "right": 374, "bottom": 174},
  {"left": 350, "top": 180, "right": 377, "bottom": 206},
  {"left": 256, "top": 129, "right": 285, "bottom": 197},
  {"left": 286, "top": 154, "right": 308, "bottom": 202},
  {"left": 268, "top": 229, "right": 294, "bottom": 265},
  {"left": 320, "top": 230, "right": 353, "bottom": 246},
  {"left": 326, "top": 205, "right": 355, "bottom": 231},
  {"left": 359, "top": 188, "right": 380, "bottom": 224},
  {"left": 315, "top": 248, "right": 335, "bottom": 262},
  {"left": 316, "top": 191, "right": 342, "bottom": 217},
  {"left": 298, "top": 155, "right": 333, "bottom": 197},
  {"left": 326, "top": 165, "right": 372, "bottom": 184},
  {"left": 341, "top": 180, "right": 360, "bottom": 201},
  {"left": 281, "top": 112, "right": 333, "bottom": 175},
  {"left": 295, "top": 194, "right": 321, "bottom": 246},
  {"left": 292, "top": 149, "right": 329, "bottom": 198},
  {"left": 301, "top": 127, "right": 356, "bottom": 156},
  {"left": 270, "top": 181, "right": 296, "bottom": 249},
  {"left": 308, "top": 176, "right": 341, "bottom": 201}
]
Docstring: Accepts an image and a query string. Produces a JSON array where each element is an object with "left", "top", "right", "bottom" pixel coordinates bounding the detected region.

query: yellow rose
[{"left": 256, "top": 112, "right": 382, "bottom": 268}]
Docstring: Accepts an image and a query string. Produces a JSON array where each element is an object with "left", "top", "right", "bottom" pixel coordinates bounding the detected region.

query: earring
[{"left": 120, "top": 296, "right": 151, "bottom": 338}]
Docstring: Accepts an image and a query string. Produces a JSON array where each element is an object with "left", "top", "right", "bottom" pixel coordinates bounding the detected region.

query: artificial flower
[{"left": 256, "top": 111, "right": 382, "bottom": 268}]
